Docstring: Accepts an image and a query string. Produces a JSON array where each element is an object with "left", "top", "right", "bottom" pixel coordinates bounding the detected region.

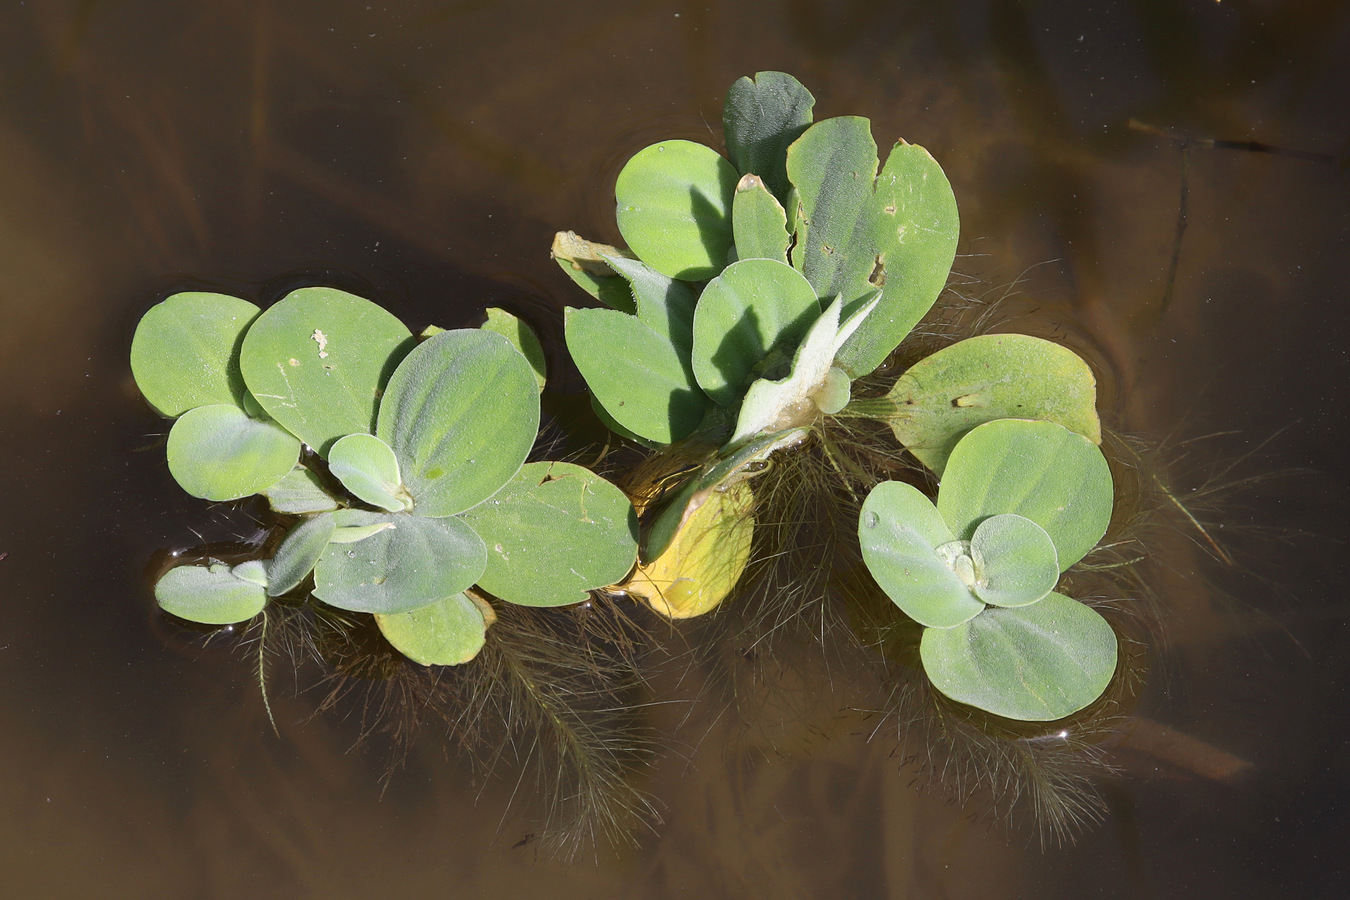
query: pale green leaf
[
  {"left": 166, "top": 404, "right": 300, "bottom": 501},
  {"left": 731, "top": 174, "right": 790, "bottom": 264},
  {"left": 266, "top": 513, "right": 337, "bottom": 596},
  {"left": 482, "top": 308, "right": 547, "bottom": 391},
  {"left": 329, "top": 433, "right": 410, "bottom": 513},
  {"left": 460, "top": 462, "right": 639, "bottom": 607},
  {"left": 565, "top": 307, "right": 707, "bottom": 444},
  {"left": 312, "top": 512, "right": 486, "bottom": 615},
  {"left": 155, "top": 563, "right": 268, "bottom": 625},
  {"left": 376, "top": 592, "right": 489, "bottom": 666},
  {"left": 239, "top": 286, "right": 414, "bottom": 455},
  {"left": 615, "top": 140, "right": 738, "bottom": 280},
  {"left": 131, "top": 292, "right": 261, "bottom": 417},
  {"left": 691, "top": 258, "right": 820, "bottom": 406},
  {"left": 920, "top": 593, "right": 1118, "bottom": 721},
  {"left": 377, "top": 329, "right": 539, "bottom": 518},
  {"left": 969, "top": 513, "right": 1058, "bottom": 608},
  {"left": 858, "top": 480, "right": 984, "bottom": 628},
  {"left": 938, "top": 419, "right": 1114, "bottom": 571}
]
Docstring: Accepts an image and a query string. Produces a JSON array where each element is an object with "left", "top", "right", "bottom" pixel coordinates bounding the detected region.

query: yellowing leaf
[{"left": 624, "top": 481, "right": 754, "bottom": 619}]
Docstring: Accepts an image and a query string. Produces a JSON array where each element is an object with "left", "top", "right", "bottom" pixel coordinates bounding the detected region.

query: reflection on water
[{"left": 2, "top": 1, "right": 1348, "bottom": 897}]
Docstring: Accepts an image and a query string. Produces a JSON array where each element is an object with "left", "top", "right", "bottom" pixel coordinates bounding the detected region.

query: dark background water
[{"left": 1, "top": 1, "right": 1347, "bottom": 897}]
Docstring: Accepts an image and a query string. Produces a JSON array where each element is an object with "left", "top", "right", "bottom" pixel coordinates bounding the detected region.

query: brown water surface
[{"left": 2, "top": 2, "right": 1348, "bottom": 897}]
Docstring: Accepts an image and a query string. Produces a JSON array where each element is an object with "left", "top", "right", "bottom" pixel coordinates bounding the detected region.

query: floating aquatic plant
[
  {"left": 133, "top": 69, "right": 1165, "bottom": 851},
  {"left": 134, "top": 287, "right": 640, "bottom": 666}
]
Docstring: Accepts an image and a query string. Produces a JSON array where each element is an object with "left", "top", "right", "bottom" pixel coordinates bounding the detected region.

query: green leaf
[
  {"left": 312, "top": 512, "right": 487, "bottom": 614},
  {"left": 691, "top": 258, "right": 820, "bottom": 406},
  {"left": 130, "top": 292, "right": 261, "bottom": 417},
  {"left": 377, "top": 330, "right": 539, "bottom": 518},
  {"left": 861, "top": 334, "right": 1101, "bottom": 475},
  {"left": 565, "top": 306, "right": 707, "bottom": 444},
  {"left": 240, "top": 286, "right": 414, "bottom": 455},
  {"left": 230, "top": 560, "right": 269, "bottom": 587},
  {"left": 375, "top": 592, "right": 489, "bottom": 666},
  {"left": 266, "top": 513, "right": 337, "bottom": 596},
  {"left": 482, "top": 308, "right": 547, "bottom": 392},
  {"left": 729, "top": 294, "right": 877, "bottom": 446},
  {"left": 920, "top": 593, "right": 1118, "bottom": 721},
  {"left": 328, "top": 433, "right": 410, "bottom": 513},
  {"left": 731, "top": 174, "right": 790, "bottom": 264},
  {"left": 786, "top": 119, "right": 959, "bottom": 376},
  {"left": 969, "top": 513, "right": 1059, "bottom": 608},
  {"left": 603, "top": 255, "right": 699, "bottom": 354},
  {"left": 938, "top": 419, "right": 1114, "bottom": 571},
  {"left": 550, "top": 231, "right": 637, "bottom": 313},
  {"left": 155, "top": 563, "right": 268, "bottom": 625},
  {"left": 615, "top": 140, "right": 739, "bottom": 280},
  {"left": 166, "top": 404, "right": 300, "bottom": 501},
  {"left": 722, "top": 71, "right": 815, "bottom": 204},
  {"left": 460, "top": 462, "right": 639, "bottom": 607},
  {"left": 858, "top": 480, "right": 984, "bottom": 629},
  {"left": 261, "top": 466, "right": 340, "bottom": 514}
]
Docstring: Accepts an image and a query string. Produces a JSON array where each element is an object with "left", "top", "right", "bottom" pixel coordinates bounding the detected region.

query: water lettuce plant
[
  {"left": 132, "top": 70, "right": 1157, "bottom": 849},
  {"left": 858, "top": 419, "right": 1117, "bottom": 720},
  {"left": 133, "top": 288, "right": 639, "bottom": 666},
  {"left": 553, "top": 72, "right": 1113, "bottom": 668}
]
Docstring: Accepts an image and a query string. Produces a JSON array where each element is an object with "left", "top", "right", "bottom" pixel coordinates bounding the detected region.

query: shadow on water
[{"left": 1, "top": 1, "right": 1348, "bottom": 897}]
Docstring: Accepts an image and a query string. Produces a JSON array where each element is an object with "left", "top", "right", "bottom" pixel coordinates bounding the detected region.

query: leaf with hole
[
  {"left": 615, "top": 140, "right": 739, "bottom": 280},
  {"left": 154, "top": 563, "right": 268, "bottom": 625},
  {"left": 240, "top": 286, "right": 414, "bottom": 455},
  {"left": 130, "top": 292, "right": 261, "bottom": 417},
  {"left": 786, "top": 119, "right": 959, "bottom": 377},
  {"left": 165, "top": 404, "right": 300, "bottom": 501},
  {"left": 312, "top": 511, "right": 487, "bottom": 615},
  {"left": 920, "top": 593, "right": 1117, "bottom": 721},
  {"left": 377, "top": 329, "right": 538, "bottom": 518},
  {"left": 460, "top": 462, "right": 639, "bottom": 607},
  {"left": 375, "top": 592, "right": 491, "bottom": 666}
]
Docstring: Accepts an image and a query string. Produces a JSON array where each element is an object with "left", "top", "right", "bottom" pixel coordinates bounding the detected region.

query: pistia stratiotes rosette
[
  {"left": 553, "top": 72, "right": 1110, "bottom": 634},
  {"left": 858, "top": 418, "right": 1119, "bottom": 721},
  {"left": 133, "top": 288, "right": 639, "bottom": 666},
  {"left": 554, "top": 71, "right": 963, "bottom": 617}
]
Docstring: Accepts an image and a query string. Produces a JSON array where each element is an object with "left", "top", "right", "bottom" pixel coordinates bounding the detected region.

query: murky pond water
[{"left": 2, "top": 2, "right": 1348, "bottom": 897}]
